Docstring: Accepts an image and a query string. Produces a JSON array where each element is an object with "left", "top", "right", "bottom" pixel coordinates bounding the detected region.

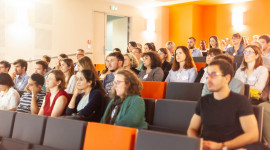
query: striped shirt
[{"left": 16, "top": 91, "right": 46, "bottom": 113}]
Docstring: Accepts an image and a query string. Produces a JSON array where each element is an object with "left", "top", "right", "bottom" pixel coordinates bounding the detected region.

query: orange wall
[{"left": 169, "top": 0, "right": 270, "bottom": 47}]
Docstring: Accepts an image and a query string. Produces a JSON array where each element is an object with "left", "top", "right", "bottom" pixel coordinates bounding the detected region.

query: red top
[{"left": 43, "top": 90, "right": 70, "bottom": 116}]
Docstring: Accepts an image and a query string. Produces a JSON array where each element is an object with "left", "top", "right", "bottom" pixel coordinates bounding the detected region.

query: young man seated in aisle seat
[
  {"left": 0, "top": 60, "right": 11, "bottom": 73},
  {"left": 16, "top": 73, "right": 46, "bottom": 114},
  {"left": 187, "top": 59, "right": 259, "bottom": 150},
  {"left": 103, "top": 52, "right": 124, "bottom": 95}
]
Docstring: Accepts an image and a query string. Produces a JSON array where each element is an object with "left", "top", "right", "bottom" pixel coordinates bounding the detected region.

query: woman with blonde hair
[
  {"left": 123, "top": 53, "right": 140, "bottom": 75},
  {"left": 60, "top": 58, "right": 76, "bottom": 94},
  {"left": 77, "top": 56, "right": 98, "bottom": 77},
  {"left": 38, "top": 70, "right": 70, "bottom": 117},
  {"left": 101, "top": 69, "right": 147, "bottom": 129}
]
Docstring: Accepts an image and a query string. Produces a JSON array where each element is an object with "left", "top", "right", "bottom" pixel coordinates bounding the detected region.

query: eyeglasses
[
  {"left": 113, "top": 80, "right": 125, "bottom": 85},
  {"left": 205, "top": 72, "right": 223, "bottom": 78},
  {"left": 243, "top": 51, "right": 254, "bottom": 55}
]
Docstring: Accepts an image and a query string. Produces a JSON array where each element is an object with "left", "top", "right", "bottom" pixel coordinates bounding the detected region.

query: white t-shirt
[
  {"left": 65, "top": 75, "right": 77, "bottom": 94},
  {"left": 0, "top": 87, "right": 20, "bottom": 110}
]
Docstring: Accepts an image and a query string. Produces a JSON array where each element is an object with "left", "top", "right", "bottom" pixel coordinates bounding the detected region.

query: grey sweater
[{"left": 138, "top": 67, "right": 164, "bottom": 81}]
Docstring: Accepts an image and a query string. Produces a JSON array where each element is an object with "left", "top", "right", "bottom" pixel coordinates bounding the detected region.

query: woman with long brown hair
[
  {"left": 165, "top": 46, "right": 197, "bottom": 83},
  {"left": 60, "top": 58, "right": 76, "bottom": 94},
  {"left": 100, "top": 69, "right": 147, "bottom": 129}
]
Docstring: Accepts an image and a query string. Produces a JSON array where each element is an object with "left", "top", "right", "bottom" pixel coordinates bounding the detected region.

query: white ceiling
[{"left": 104, "top": 0, "right": 253, "bottom": 8}]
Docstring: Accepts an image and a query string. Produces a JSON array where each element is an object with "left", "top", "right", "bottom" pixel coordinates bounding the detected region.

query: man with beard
[
  {"left": 188, "top": 37, "right": 203, "bottom": 57},
  {"left": 187, "top": 59, "right": 259, "bottom": 150},
  {"left": 103, "top": 52, "right": 124, "bottom": 95}
]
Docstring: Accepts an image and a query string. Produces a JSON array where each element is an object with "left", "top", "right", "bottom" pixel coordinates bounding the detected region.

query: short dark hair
[
  {"left": 209, "top": 59, "right": 234, "bottom": 82},
  {"left": 208, "top": 48, "right": 222, "bottom": 56},
  {"left": 213, "top": 54, "right": 233, "bottom": 65},
  {"left": 30, "top": 73, "right": 45, "bottom": 86},
  {"left": 232, "top": 33, "right": 241, "bottom": 39},
  {"left": 59, "top": 53, "right": 68, "bottom": 59},
  {"left": 113, "top": 48, "right": 121, "bottom": 53},
  {"left": 259, "top": 35, "right": 270, "bottom": 43},
  {"left": 77, "top": 49, "right": 85, "bottom": 53},
  {"left": 0, "top": 60, "right": 11, "bottom": 71},
  {"left": 145, "top": 43, "right": 155, "bottom": 51},
  {"left": 42, "top": 55, "right": 51, "bottom": 63},
  {"left": 142, "top": 51, "right": 162, "bottom": 70},
  {"left": 36, "top": 60, "right": 48, "bottom": 71},
  {"left": 129, "top": 41, "right": 137, "bottom": 47},
  {"left": 188, "top": 37, "right": 196, "bottom": 43},
  {"left": 13, "top": 59, "right": 28, "bottom": 71},
  {"left": 0, "top": 73, "right": 14, "bottom": 87},
  {"left": 108, "top": 52, "right": 124, "bottom": 63}
]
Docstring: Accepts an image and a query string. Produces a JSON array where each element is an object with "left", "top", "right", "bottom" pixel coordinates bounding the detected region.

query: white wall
[{"left": 0, "top": 0, "right": 169, "bottom": 74}]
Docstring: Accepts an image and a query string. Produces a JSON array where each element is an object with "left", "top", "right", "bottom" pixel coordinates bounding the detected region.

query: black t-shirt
[{"left": 195, "top": 91, "right": 254, "bottom": 142}]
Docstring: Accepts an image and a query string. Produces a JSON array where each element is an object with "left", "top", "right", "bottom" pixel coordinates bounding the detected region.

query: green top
[
  {"left": 100, "top": 95, "right": 148, "bottom": 129},
  {"left": 136, "top": 61, "right": 143, "bottom": 71}
]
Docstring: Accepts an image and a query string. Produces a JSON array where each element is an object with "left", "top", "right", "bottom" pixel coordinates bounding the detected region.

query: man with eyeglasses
[
  {"left": 0, "top": 60, "right": 11, "bottom": 73},
  {"left": 188, "top": 59, "right": 259, "bottom": 150},
  {"left": 201, "top": 54, "right": 244, "bottom": 96},
  {"left": 74, "top": 49, "right": 85, "bottom": 73},
  {"left": 103, "top": 52, "right": 124, "bottom": 95}
]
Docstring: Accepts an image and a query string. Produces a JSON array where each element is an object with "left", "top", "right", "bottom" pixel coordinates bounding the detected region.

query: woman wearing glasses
[
  {"left": 165, "top": 46, "right": 197, "bottom": 83},
  {"left": 195, "top": 48, "right": 222, "bottom": 83},
  {"left": 234, "top": 45, "right": 268, "bottom": 102},
  {"left": 101, "top": 69, "right": 147, "bottom": 129}
]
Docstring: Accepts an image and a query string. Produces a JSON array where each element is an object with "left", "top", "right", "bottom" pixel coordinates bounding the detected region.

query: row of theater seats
[
  {"left": 141, "top": 81, "right": 250, "bottom": 100},
  {"left": 0, "top": 109, "right": 202, "bottom": 150},
  {"left": 0, "top": 98, "right": 263, "bottom": 150}
]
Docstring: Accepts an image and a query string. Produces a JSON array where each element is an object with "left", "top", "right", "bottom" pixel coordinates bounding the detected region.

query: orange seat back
[
  {"left": 141, "top": 81, "right": 167, "bottom": 99},
  {"left": 195, "top": 62, "right": 206, "bottom": 71},
  {"left": 83, "top": 122, "right": 137, "bottom": 150},
  {"left": 95, "top": 64, "right": 106, "bottom": 72}
]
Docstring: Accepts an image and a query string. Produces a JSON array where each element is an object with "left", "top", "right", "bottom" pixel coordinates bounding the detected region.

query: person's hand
[
  {"left": 31, "top": 85, "right": 39, "bottom": 96},
  {"left": 73, "top": 87, "right": 82, "bottom": 96},
  {"left": 24, "top": 83, "right": 31, "bottom": 93},
  {"left": 203, "top": 140, "right": 222, "bottom": 150},
  {"left": 11, "top": 72, "right": 16, "bottom": 79}
]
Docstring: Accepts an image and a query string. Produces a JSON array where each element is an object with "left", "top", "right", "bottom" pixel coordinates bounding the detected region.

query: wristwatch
[{"left": 222, "top": 142, "right": 227, "bottom": 150}]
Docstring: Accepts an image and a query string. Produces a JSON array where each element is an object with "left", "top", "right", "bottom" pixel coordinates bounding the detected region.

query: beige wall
[{"left": 0, "top": 0, "right": 169, "bottom": 74}]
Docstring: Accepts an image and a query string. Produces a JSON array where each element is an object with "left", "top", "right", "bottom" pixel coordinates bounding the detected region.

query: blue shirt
[
  {"left": 165, "top": 67, "right": 197, "bottom": 83},
  {"left": 14, "top": 73, "right": 30, "bottom": 91},
  {"left": 226, "top": 44, "right": 245, "bottom": 56},
  {"left": 191, "top": 48, "right": 203, "bottom": 57}
]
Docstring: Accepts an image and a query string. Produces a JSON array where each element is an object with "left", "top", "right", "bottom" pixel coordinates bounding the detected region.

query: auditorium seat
[
  {"left": 149, "top": 99, "right": 197, "bottom": 135},
  {"left": 83, "top": 122, "right": 137, "bottom": 150},
  {"left": 0, "top": 138, "right": 30, "bottom": 150},
  {"left": 32, "top": 144, "right": 60, "bottom": 150},
  {"left": 42, "top": 117, "right": 87, "bottom": 150},
  {"left": 194, "top": 62, "right": 206, "bottom": 71},
  {"left": 165, "top": 82, "right": 204, "bottom": 101},
  {"left": 135, "top": 130, "right": 202, "bottom": 150},
  {"left": 0, "top": 110, "right": 16, "bottom": 139},
  {"left": 144, "top": 98, "right": 156, "bottom": 125},
  {"left": 141, "top": 81, "right": 167, "bottom": 99},
  {"left": 253, "top": 105, "right": 264, "bottom": 142},
  {"left": 95, "top": 64, "right": 106, "bottom": 72},
  {"left": 11, "top": 112, "right": 47, "bottom": 145},
  {"left": 193, "top": 57, "right": 206, "bottom": 62}
]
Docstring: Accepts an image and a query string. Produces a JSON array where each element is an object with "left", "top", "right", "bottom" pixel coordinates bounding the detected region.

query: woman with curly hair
[{"left": 100, "top": 69, "right": 147, "bottom": 129}]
